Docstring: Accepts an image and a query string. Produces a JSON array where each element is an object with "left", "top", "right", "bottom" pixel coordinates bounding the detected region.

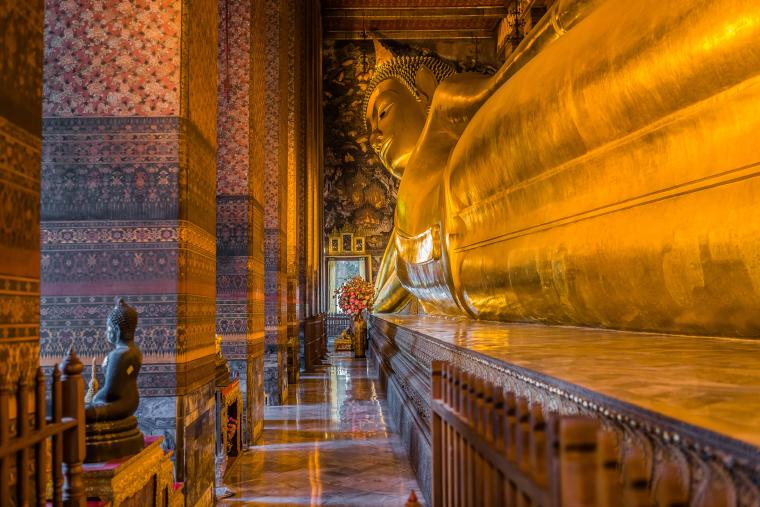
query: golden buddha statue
[{"left": 366, "top": 0, "right": 760, "bottom": 337}]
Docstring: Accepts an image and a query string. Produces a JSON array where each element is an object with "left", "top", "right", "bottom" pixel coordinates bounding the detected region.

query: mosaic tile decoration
[
  {"left": 43, "top": 0, "right": 181, "bottom": 117},
  {"left": 0, "top": 0, "right": 44, "bottom": 133}
]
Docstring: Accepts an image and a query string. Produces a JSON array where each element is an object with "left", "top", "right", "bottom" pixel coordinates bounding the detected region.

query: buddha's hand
[{"left": 84, "top": 400, "right": 107, "bottom": 421}]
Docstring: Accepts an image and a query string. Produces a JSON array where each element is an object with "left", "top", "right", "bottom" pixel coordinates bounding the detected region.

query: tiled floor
[{"left": 219, "top": 352, "right": 423, "bottom": 506}]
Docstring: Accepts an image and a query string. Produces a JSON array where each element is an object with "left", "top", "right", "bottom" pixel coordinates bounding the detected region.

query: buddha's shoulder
[
  {"left": 436, "top": 72, "right": 491, "bottom": 97},
  {"left": 109, "top": 344, "right": 140, "bottom": 360}
]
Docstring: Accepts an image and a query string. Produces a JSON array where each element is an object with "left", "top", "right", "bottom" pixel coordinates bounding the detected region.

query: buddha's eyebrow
[
  {"left": 374, "top": 90, "right": 399, "bottom": 116},
  {"left": 368, "top": 88, "right": 400, "bottom": 125}
]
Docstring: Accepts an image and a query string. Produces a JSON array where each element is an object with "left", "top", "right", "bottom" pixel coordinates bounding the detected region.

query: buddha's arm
[
  {"left": 373, "top": 230, "right": 412, "bottom": 313},
  {"left": 86, "top": 351, "right": 140, "bottom": 421}
]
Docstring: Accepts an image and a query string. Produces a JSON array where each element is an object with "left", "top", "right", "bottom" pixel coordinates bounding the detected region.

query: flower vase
[{"left": 352, "top": 313, "right": 366, "bottom": 358}]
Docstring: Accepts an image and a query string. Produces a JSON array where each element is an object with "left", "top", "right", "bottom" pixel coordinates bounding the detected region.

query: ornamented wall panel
[
  {"left": 43, "top": 0, "right": 181, "bottom": 117},
  {"left": 0, "top": 0, "right": 44, "bottom": 382},
  {"left": 262, "top": 0, "right": 290, "bottom": 405},
  {"left": 181, "top": 122, "right": 217, "bottom": 234},
  {"left": 40, "top": 117, "right": 182, "bottom": 221}
]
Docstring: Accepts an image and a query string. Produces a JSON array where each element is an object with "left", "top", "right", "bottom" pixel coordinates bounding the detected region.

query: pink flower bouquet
[{"left": 334, "top": 276, "right": 375, "bottom": 316}]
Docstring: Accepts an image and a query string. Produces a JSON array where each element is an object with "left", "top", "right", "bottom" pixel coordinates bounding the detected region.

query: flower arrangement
[{"left": 335, "top": 276, "right": 375, "bottom": 316}]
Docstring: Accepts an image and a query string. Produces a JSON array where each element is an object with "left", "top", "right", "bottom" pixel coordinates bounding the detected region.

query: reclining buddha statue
[{"left": 366, "top": 0, "right": 760, "bottom": 337}]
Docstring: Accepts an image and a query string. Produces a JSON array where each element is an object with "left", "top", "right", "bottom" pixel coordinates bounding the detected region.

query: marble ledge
[{"left": 371, "top": 313, "right": 760, "bottom": 464}]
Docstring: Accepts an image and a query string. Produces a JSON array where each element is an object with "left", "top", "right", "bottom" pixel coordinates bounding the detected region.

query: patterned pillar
[
  {"left": 216, "top": 0, "right": 265, "bottom": 445},
  {"left": 262, "top": 0, "right": 290, "bottom": 405},
  {"left": 40, "top": 1, "right": 218, "bottom": 504},
  {"left": 286, "top": 0, "right": 306, "bottom": 383},
  {"left": 0, "top": 0, "right": 44, "bottom": 382},
  {"left": 305, "top": 1, "right": 325, "bottom": 318}
]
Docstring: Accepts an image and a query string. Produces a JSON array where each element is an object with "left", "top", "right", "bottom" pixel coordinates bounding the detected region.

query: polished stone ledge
[{"left": 371, "top": 313, "right": 760, "bottom": 472}]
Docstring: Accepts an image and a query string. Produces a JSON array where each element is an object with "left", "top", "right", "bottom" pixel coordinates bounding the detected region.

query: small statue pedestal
[
  {"left": 215, "top": 378, "right": 242, "bottom": 498},
  {"left": 334, "top": 328, "right": 353, "bottom": 352},
  {"left": 83, "top": 435, "right": 181, "bottom": 507}
]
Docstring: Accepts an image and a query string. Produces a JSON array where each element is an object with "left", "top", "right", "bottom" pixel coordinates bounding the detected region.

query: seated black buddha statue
[{"left": 84, "top": 298, "right": 145, "bottom": 462}]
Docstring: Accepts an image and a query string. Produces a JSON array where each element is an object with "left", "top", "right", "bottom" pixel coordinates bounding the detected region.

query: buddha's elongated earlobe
[{"left": 414, "top": 65, "right": 438, "bottom": 110}]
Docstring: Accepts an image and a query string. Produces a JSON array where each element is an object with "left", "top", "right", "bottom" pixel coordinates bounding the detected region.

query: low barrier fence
[{"left": 0, "top": 349, "right": 86, "bottom": 507}]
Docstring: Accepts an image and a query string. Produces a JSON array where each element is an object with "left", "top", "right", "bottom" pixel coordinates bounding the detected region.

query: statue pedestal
[
  {"left": 83, "top": 435, "right": 181, "bottom": 507},
  {"left": 369, "top": 314, "right": 760, "bottom": 505},
  {"left": 85, "top": 415, "right": 145, "bottom": 463}
]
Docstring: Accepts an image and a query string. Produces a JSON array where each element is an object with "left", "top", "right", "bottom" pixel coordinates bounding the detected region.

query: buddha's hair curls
[
  {"left": 362, "top": 55, "right": 456, "bottom": 131},
  {"left": 107, "top": 297, "right": 138, "bottom": 338}
]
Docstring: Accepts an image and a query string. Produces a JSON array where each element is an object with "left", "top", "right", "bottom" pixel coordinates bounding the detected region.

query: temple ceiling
[{"left": 322, "top": 0, "right": 506, "bottom": 40}]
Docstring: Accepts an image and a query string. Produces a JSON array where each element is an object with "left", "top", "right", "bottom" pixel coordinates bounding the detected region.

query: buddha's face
[
  {"left": 366, "top": 77, "right": 428, "bottom": 179},
  {"left": 106, "top": 321, "right": 118, "bottom": 345}
]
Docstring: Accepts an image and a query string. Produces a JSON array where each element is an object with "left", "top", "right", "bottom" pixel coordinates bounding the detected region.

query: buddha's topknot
[
  {"left": 107, "top": 297, "right": 138, "bottom": 339},
  {"left": 362, "top": 55, "right": 456, "bottom": 131}
]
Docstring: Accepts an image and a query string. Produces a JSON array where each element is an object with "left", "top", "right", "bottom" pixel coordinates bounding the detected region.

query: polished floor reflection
[{"left": 219, "top": 353, "right": 423, "bottom": 506}]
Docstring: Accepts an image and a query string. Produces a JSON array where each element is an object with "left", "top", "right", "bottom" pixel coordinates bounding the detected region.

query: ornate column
[
  {"left": 216, "top": 0, "right": 265, "bottom": 445},
  {"left": 305, "top": 0, "right": 324, "bottom": 319},
  {"left": 262, "top": 0, "right": 291, "bottom": 405},
  {"left": 40, "top": 1, "right": 218, "bottom": 503},
  {"left": 0, "top": 0, "right": 44, "bottom": 382},
  {"left": 287, "top": 0, "right": 308, "bottom": 383}
]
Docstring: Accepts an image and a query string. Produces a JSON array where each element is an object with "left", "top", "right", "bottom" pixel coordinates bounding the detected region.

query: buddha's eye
[{"left": 378, "top": 103, "right": 392, "bottom": 120}]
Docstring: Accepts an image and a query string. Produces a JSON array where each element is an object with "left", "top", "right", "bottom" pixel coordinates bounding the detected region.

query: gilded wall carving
[{"left": 323, "top": 40, "right": 395, "bottom": 277}]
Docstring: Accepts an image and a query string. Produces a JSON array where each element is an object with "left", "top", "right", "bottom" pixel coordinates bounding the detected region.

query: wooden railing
[
  {"left": 431, "top": 361, "right": 694, "bottom": 507},
  {"left": 0, "top": 349, "right": 85, "bottom": 507}
]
